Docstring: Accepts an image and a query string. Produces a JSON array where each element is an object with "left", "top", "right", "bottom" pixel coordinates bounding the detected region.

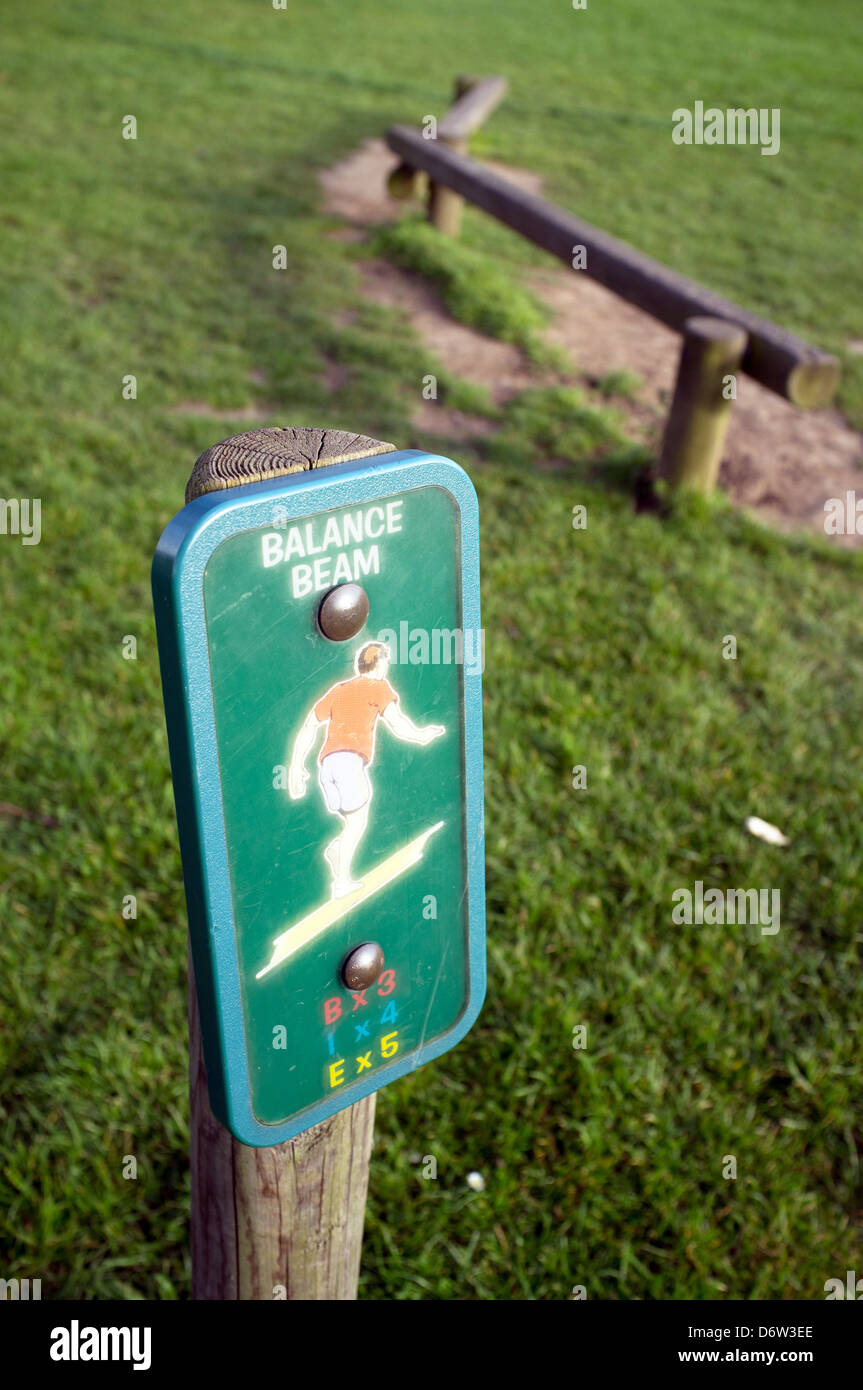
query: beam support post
[{"left": 659, "top": 316, "right": 749, "bottom": 494}]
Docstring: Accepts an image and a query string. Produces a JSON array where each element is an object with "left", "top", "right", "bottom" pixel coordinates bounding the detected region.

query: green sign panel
[{"left": 153, "top": 450, "right": 485, "bottom": 1145}]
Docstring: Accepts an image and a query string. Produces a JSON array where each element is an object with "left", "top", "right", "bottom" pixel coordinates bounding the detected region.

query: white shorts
[{"left": 319, "top": 751, "right": 371, "bottom": 815}]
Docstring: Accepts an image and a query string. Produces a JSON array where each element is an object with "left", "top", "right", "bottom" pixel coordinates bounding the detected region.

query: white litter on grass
[
  {"left": 745, "top": 816, "right": 789, "bottom": 847},
  {"left": 466, "top": 1171, "right": 486, "bottom": 1192}
]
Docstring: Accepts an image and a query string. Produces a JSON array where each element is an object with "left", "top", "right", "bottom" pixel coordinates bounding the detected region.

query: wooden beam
[
  {"left": 438, "top": 76, "right": 508, "bottom": 142},
  {"left": 387, "top": 125, "right": 839, "bottom": 407}
]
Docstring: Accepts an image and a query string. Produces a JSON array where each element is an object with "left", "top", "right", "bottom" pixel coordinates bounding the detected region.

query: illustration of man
[{"left": 288, "top": 641, "right": 445, "bottom": 898}]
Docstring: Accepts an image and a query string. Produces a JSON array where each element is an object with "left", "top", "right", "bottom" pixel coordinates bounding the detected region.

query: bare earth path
[{"left": 322, "top": 139, "right": 863, "bottom": 546}]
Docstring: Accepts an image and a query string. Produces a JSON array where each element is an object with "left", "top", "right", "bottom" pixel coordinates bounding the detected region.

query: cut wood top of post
[
  {"left": 438, "top": 76, "right": 508, "bottom": 142},
  {"left": 185, "top": 427, "right": 396, "bottom": 503},
  {"left": 684, "top": 316, "right": 749, "bottom": 349}
]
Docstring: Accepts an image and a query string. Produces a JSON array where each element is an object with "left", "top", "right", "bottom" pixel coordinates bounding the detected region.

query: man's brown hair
[{"left": 357, "top": 641, "right": 387, "bottom": 675}]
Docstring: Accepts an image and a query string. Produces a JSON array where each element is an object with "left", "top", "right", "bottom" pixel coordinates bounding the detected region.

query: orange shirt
[{"left": 315, "top": 675, "right": 397, "bottom": 764}]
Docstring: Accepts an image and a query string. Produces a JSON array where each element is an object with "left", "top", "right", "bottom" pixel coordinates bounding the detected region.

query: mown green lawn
[{"left": 0, "top": 0, "right": 860, "bottom": 1300}]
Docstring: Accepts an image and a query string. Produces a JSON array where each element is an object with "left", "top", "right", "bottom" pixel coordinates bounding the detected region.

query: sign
[{"left": 152, "top": 449, "right": 485, "bottom": 1145}]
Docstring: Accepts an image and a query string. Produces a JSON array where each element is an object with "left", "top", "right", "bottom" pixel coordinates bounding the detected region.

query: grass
[
  {"left": 597, "top": 369, "right": 644, "bottom": 400},
  {"left": 365, "top": 478, "right": 863, "bottom": 1300},
  {"left": 374, "top": 221, "right": 558, "bottom": 367},
  {"left": 0, "top": 0, "right": 861, "bottom": 1300},
  {"left": 486, "top": 385, "right": 650, "bottom": 481}
]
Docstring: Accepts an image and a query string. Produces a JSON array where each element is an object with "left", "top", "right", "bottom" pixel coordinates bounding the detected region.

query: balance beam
[{"left": 386, "top": 124, "right": 839, "bottom": 408}]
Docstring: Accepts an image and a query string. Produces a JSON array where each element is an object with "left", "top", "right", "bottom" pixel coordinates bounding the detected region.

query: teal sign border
[{"left": 152, "top": 450, "right": 486, "bottom": 1146}]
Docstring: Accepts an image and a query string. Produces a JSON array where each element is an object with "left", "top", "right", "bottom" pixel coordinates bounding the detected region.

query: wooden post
[
  {"left": 427, "top": 160, "right": 466, "bottom": 236},
  {"left": 189, "top": 969, "right": 375, "bottom": 1300},
  {"left": 427, "top": 86, "right": 468, "bottom": 237},
  {"left": 427, "top": 76, "right": 508, "bottom": 236},
  {"left": 659, "top": 316, "right": 749, "bottom": 494},
  {"left": 180, "top": 426, "right": 394, "bottom": 1300}
]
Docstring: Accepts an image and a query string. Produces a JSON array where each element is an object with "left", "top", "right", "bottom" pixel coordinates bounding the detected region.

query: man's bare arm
[
  {"left": 288, "top": 710, "right": 321, "bottom": 798},
  {"left": 382, "top": 700, "right": 445, "bottom": 746}
]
